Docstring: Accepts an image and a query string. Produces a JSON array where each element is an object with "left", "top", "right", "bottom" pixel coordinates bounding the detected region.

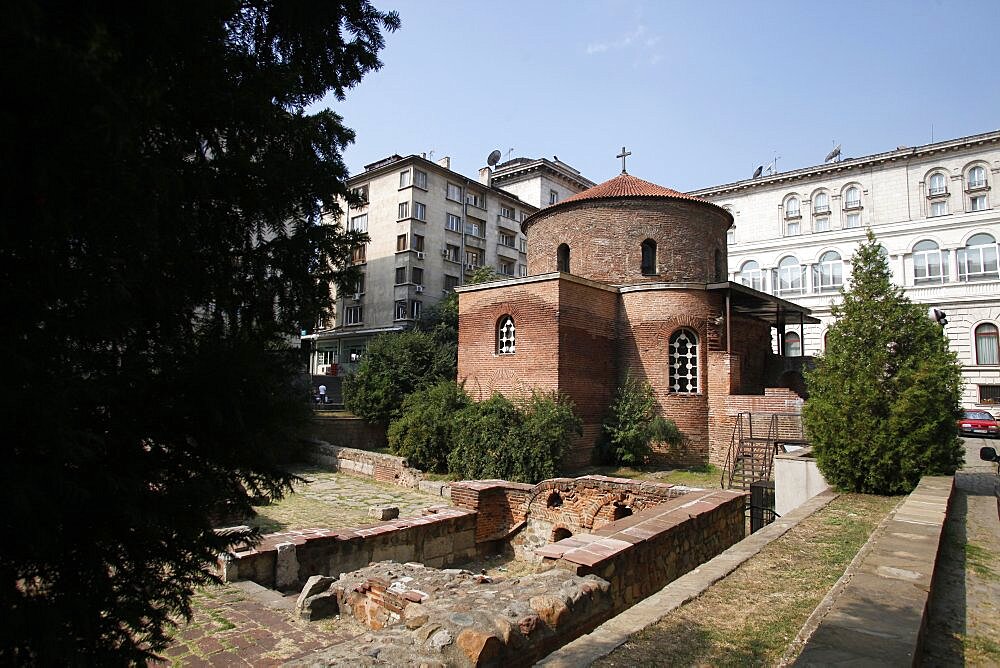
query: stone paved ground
[
  {"left": 922, "top": 437, "right": 1000, "bottom": 666},
  {"left": 154, "top": 468, "right": 449, "bottom": 665},
  {"left": 241, "top": 465, "right": 449, "bottom": 533}
]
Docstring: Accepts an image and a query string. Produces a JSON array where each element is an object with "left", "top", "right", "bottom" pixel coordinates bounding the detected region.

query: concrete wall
[
  {"left": 309, "top": 417, "right": 387, "bottom": 452},
  {"left": 774, "top": 448, "right": 830, "bottom": 516}
]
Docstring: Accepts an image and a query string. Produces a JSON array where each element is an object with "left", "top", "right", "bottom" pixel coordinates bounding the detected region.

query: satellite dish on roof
[
  {"left": 752, "top": 165, "right": 764, "bottom": 179},
  {"left": 825, "top": 144, "right": 842, "bottom": 163},
  {"left": 487, "top": 150, "right": 502, "bottom": 167}
]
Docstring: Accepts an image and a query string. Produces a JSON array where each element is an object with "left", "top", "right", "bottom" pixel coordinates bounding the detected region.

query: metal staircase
[{"left": 721, "top": 412, "right": 807, "bottom": 491}]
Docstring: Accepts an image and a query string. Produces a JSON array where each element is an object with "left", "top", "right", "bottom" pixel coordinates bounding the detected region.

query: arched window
[
  {"left": 557, "top": 243, "right": 570, "bottom": 273},
  {"left": 913, "top": 239, "right": 945, "bottom": 283},
  {"left": 497, "top": 315, "right": 516, "bottom": 355},
  {"left": 975, "top": 323, "right": 999, "bottom": 365},
  {"left": 740, "top": 260, "right": 763, "bottom": 290},
  {"left": 668, "top": 329, "right": 698, "bottom": 393},
  {"left": 776, "top": 256, "right": 803, "bottom": 295},
  {"left": 823, "top": 330, "right": 830, "bottom": 352},
  {"left": 641, "top": 239, "right": 657, "bottom": 275},
  {"left": 928, "top": 172, "right": 947, "bottom": 195},
  {"left": 814, "top": 251, "right": 843, "bottom": 292},
  {"left": 844, "top": 186, "right": 862, "bottom": 209},
  {"left": 783, "top": 331, "right": 801, "bottom": 357},
  {"left": 813, "top": 191, "right": 830, "bottom": 213},
  {"left": 784, "top": 196, "right": 801, "bottom": 235},
  {"left": 785, "top": 196, "right": 800, "bottom": 217},
  {"left": 958, "top": 233, "right": 999, "bottom": 281},
  {"left": 968, "top": 165, "right": 987, "bottom": 189}
]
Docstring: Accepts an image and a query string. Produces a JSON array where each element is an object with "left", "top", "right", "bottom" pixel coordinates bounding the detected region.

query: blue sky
[{"left": 316, "top": 0, "right": 1000, "bottom": 191}]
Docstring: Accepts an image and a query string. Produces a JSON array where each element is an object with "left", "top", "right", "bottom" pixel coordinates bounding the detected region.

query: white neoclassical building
[{"left": 691, "top": 130, "right": 1000, "bottom": 409}]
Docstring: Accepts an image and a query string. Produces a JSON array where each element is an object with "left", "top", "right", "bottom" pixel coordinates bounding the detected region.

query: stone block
[
  {"left": 275, "top": 542, "right": 299, "bottom": 590},
  {"left": 369, "top": 505, "right": 400, "bottom": 521}
]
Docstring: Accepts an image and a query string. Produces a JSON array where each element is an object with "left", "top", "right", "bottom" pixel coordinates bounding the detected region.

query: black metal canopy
[{"left": 707, "top": 281, "right": 820, "bottom": 328}]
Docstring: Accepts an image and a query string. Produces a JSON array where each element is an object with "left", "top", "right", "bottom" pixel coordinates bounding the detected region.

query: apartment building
[
  {"left": 307, "top": 154, "right": 539, "bottom": 375},
  {"left": 690, "top": 130, "right": 1000, "bottom": 409},
  {"left": 489, "top": 155, "right": 596, "bottom": 208}
]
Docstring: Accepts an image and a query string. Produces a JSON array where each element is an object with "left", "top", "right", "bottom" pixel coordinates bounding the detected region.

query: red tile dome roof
[
  {"left": 522, "top": 172, "right": 730, "bottom": 232},
  {"left": 561, "top": 172, "right": 708, "bottom": 204}
]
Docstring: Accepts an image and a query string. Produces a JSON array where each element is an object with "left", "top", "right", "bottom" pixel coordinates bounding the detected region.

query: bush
[
  {"left": 447, "top": 392, "right": 581, "bottom": 483},
  {"left": 803, "top": 231, "right": 963, "bottom": 494},
  {"left": 387, "top": 381, "right": 469, "bottom": 473},
  {"left": 343, "top": 330, "right": 456, "bottom": 425},
  {"left": 599, "top": 371, "right": 683, "bottom": 465}
]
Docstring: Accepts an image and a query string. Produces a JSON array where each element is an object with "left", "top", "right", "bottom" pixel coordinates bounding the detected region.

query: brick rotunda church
[{"left": 456, "top": 164, "right": 817, "bottom": 469}]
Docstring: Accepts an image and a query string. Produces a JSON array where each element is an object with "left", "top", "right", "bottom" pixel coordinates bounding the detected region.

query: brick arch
[{"left": 580, "top": 492, "right": 657, "bottom": 530}]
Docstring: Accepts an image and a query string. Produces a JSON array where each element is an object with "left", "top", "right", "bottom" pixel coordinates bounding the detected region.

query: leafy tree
[
  {"left": 343, "top": 330, "right": 456, "bottom": 425},
  {"left": 387, "top": 381, "right": 469, "bottom": 472},
  {"left": 1, "top": 1, "right": 398, "bottom": 662},
  {"left": 447, "top": 392, "right": 581, "bottom": 483},
  {"left": 599, "top": 371, "right": 683, "bottom": 465},
  {"left": 803, "top": 231, "right": 963, "bottom": 494}
]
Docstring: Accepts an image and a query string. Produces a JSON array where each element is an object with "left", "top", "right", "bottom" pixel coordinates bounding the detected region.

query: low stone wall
[
  {"left": 537, "top": 489, "right": 746, "bottom": 612},
  {"left": 309, "top": 441, "right": 433, "bottom": 492},
  {"left": 792, "top": 476, "right": 954, "bottom": 666},
  {"left": 218, "top": 507, "right": 476, "bottom": 589},
  {"left": 309, "top": 415, "right": 387, "bottom": 451}
]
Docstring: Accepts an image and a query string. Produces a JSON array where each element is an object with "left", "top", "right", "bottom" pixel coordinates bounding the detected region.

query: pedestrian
[{"left": 317, "top": 383, "right": 327, "bottom": 404}]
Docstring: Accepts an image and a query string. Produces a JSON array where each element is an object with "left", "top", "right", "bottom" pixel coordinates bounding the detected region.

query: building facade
[
  {"left": 306, "top": 154, "right": 539, "bottom": 375},
  {"left": 690, "top": 130, "right": 1000, "bottom": 409},
  {"left": 457, "top": 172, "right": 813, "bottom": 469},
  {"left": 489, "top": 156, "right": 596, "bottom": 209}
]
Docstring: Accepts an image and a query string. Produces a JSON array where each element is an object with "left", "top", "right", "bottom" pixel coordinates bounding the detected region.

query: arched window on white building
[
  {"left": 783, "top": 331, "right": 801, "bottom": 357},
  {"left": 975, "top": 323, "right": 999, "bottom": 365},
  {"left": 775, "top": 256, "right": 804, "bottom": 296},
  {"left": 913, "top": 240, "right": 946, "bottom": 284},
  {"left": 958, "top": 233, "right": 999, "bottom": 282},
  {"left": 814, "top": 251, "right": 843, "bottom": 292},
  {"left": 739, "top": 260, "right": 763, "bottom": 290}
]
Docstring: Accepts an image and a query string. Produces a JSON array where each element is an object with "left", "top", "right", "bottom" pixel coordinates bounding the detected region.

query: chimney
[
  {"left": 479, "top": 166, "right": 492, "bottom": 187},
  {"left": 437, "top": 156, "right": 450, "bottom": 170}
]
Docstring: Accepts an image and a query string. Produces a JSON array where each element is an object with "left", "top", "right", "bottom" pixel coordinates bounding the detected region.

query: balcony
[
  {"left": 967, "top": 180, "right": 988, "bottom": 192},
  {"left": 843, "top": 199, "right": 862, "bottom": 210},
  {"left": 813, "top": 205, "right": 830, "bottom": 214}
]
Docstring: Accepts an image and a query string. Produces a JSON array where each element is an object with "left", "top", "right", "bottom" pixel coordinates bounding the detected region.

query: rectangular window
[
  {"left": 549, "top": 190, "right": 559, "bottom": 205},
  {"left": 395, "top": 266, "right": 406, "bottom": 284},
  {"left": 958, "top": 243, "right": 1000, "bottom": 281},
  {"left": 396, "top": 234, "right": 407, "bottom": 252},
  {"left": 413, "top": 234, "right": 425, "bottom": 252},
  {"left": 499, "top": 259, "right": 515, "bottom": 276},
  {"left": 914, "top": 250, "right": 945, "bottom": 284},
  {"left": 348, "top": 214, "right": 368, "bottom": 232},
  {"left": 786, "top": 220, "right": 800, "bottom": 236},
  {"left": 414, "top": 169, "right": 427, "bottom": 189},
  {"left": 446, "top": 182, "right": 462, "bottom": 202},
  {"left": 445, "top": 244, "right": 460, "bottom": 262},
  {"left": 499, "top": 231, "right": 516, "bottom": 247},
  {"left": 345, "top": 305, "right": 363, "bottom": 325},
  {"left": 352, "top": 245, "right": 366, "bottom": 264},
  {"left": 399, "top": 169, "right": 411, "bottom": 188},
  {"left": 394, "top": 300, "right": 407, "bottom": 320},
  {"left": 412, "top": 267, "right": 423, "bottom": 285},
  {"left": 398, "top": 201, "right": 409, "bottom": 219},
  {"left": 465, "top": 221, "right": 482, "bottom": 237},
  {"left": 499, "top": 204, "right": 515, "bottom": 219},
  {"left": 971, "top": 195, "right": 987, "bottom": 211},
  {"left": 351, "top": 185, "right": 369, "bottom": 205},
  {"left": 446, "top": 213, "right": 462, "bottom": 232},
  {"left": 845, "top": 213, "right": 861, "bottom": 228},
  {"left": 519, "top": 238, "right": 527, "bottom": 253},
  {"left": 444, "top": 274, "right": 459, "bottom": 290},
  {"left": 518, "top": 263, "right": 528, "bottom": 277},
  {"left": 980, "top": 385, "right": 1000, "bottom": 404},
  {"left": 814, "top": 217, "right": 830, "bottom": 232},
  {"left": 410, "top": 300, "right": 421, "bottom": 319},
  {"left": 930, "top": 201, "right": 947, "bottom": 217},
  {"left": 465, "top": 250, "right": 481, "bottom": 267},
  {"left": 726, "top": 229, "right": 736, "bottom": 244},
  {"left": 354, "top": 273, "right": 365, "bottom": 294},
  {"left": 466, "top": 191, "right": 485, "bottom": 208},
  {"left": 776, "top": 265, "right": 803, "bottom": 296},
  {"left": 413, "top": 201, "right": 426, "bottom": 221}
]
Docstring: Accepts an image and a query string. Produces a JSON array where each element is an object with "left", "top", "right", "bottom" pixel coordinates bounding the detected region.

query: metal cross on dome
[{"left": 617, "top": 146, "right": 632, "bottom": 174}]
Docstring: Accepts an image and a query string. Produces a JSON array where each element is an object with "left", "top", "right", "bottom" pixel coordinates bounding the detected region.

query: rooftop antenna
[
  {"left": 428, "top": 150, "right": 435, "bottom": 161},
  {"left": 752, "top": 165, "right": 764, "bottom": 179},
  {"left": 763, "top": 153, "right": 780, "bottom": 176},
  {"left": 505, "top": 147, "right": 514, "bottom": 162},
  {"left": 825, "top": 143, "right": 842, "bottom": 163},
  {"left": 487, "top": 149, "right": 502, "bottom": 167}
]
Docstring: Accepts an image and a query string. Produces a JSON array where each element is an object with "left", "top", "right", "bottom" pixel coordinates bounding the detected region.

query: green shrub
[
  {"left": 387, "top": 381, "right": 469, "bottom": 473},
  {"left": 803, "top": 230, "right": 963, "bottom": 494},
  {"left": 600, "top": 371, "right": 683, "bottom": 465},
  {"left": 343, "top": 330, "right": 456, "bottom": 425},
  {"left": 447, "top": 392, "right": 581, "bottom": 483}
]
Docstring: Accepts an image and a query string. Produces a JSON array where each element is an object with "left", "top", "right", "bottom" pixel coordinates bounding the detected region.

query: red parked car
[{"left": 958, "top": 410, "right": 999, "bottom": 437}]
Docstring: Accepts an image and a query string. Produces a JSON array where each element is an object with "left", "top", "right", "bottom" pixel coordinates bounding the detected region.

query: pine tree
[
  {"left": 1, "top": 2, "right": 398, "bottom": 661},
  {"left": 803, "top": 230, "right": 963, "bottom": 494}
]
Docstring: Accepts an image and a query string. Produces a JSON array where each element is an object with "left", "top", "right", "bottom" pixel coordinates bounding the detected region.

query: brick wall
[
  {"left": 219, "top": 507, "right": 477, "bottom": 589},
  {"left": 526, "top": 199, "right": 731, "bottom": 285},
  {"left": 537, "top": 489, "right": 746, "bottom": 613}
]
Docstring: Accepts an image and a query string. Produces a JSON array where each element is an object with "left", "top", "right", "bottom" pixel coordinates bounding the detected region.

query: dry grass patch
[{"left": 597, "top": 493, "right": 899, "bottom": 667}]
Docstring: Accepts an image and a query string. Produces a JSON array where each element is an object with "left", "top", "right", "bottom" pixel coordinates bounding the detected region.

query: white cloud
[{"left": 585, "top": 24, "right": 663, "bottom": 66}]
